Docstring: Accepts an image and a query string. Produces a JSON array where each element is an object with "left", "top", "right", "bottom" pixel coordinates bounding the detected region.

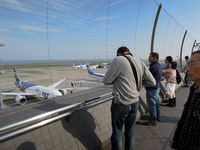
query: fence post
[
  {"left": 151, "top": 3, "right": 162, "bottom": 53},
  {"left": 180, "top": 30, "right": 187, "bottom": 71}
]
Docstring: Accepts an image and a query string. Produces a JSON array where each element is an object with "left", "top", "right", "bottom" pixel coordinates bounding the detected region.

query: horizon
[{"left": 0, "top": 58, "right": 184, "bottom": 65}]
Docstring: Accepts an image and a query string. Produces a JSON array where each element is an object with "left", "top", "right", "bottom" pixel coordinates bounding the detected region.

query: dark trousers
[
  {"left": 111, "top": 101, "right": 138, "bottom": 150},
  {"left": 184, "top": 72, "right": 190, "bottom": 86}
]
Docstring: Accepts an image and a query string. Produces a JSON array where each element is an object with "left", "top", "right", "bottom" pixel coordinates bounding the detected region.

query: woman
[
  {"left": 163, "top": 61, "right": 177, "bottom": 107},
  {"left": 164, "top": 56, "right": 173, "bottom": 69}
]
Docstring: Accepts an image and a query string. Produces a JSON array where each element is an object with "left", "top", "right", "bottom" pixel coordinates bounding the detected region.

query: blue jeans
[
  {"left": 111, "top": 101, "right": 138, "bottom": 150},
  {"left": 146, "top": 88, "right": 160, "bottom": 123}
]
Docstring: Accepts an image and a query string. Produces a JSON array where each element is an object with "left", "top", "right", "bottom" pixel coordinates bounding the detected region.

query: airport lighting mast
[{"left": 0, "top": 43, "right": 5, "bottom": 110}]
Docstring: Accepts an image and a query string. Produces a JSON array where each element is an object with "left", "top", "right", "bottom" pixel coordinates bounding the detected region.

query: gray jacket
[{"left": 103, "top": 55, "right": 156, "bottom": 105}]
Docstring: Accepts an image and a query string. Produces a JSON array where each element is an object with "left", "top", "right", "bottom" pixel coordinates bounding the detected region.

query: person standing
[
  {"left": 171, "top": 51, "right": 200, "bottom": 149},
  {"left": 164, "top": 56, "right": 173, "bottom": 69},
  {"left": 184, "top": 56, "right": 190, "bottom": 87},
  {"left": 163, "top": 61, "right": 178, "bottom": 107},
  {"left": 145, "top": 52, "right": 163, "bottom": 126},
  {"left": 103, "top": 46, "right": 156, "bottom": 150}
]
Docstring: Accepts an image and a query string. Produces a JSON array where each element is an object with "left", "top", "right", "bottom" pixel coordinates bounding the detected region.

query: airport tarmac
[{"left": 0, "top": 66, "right": 107, "bottom": 109}]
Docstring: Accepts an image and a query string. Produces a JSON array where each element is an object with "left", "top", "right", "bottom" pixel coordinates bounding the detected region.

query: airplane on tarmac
[
  {"left": 0, "top": 70, "right": 5, "bottom": 75},
  {"left": 72, "top": 64, "right": 87, "bottom": 69},
  {"left": 2, "top": 68, "right": 67, "bottom": 105},
  {"left": 86, "top": 65, "right": 104, "bottom": 80},
  {"left": 88, "top": 64, "right": 99, "bottom": 69}
]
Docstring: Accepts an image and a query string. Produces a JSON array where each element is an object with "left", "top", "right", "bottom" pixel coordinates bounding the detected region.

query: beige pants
[{"left": 165, "top": 82, "right": 176, "bottom": 99}]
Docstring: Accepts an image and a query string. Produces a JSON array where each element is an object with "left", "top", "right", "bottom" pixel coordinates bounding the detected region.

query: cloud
[
  {"left": 0, "top": 27, "right": 10, "bottom": 32},
  {"left": 110, "top": 0, "right": 129, "bottom": 6},
  {"left": 49, "top": 0, "right": 92, "bottom": 12},
  {"left": 1, "top": 19, "right": 61, "bottom": 33},
  {"left": 18, "top": 24, "right": 61, "bottom": 33},
  {"left": 3, "top": 0, "right": 31, "bottom": 13},
  {"left": 94, "top": 16, "right": 115, "bottom": 22}
]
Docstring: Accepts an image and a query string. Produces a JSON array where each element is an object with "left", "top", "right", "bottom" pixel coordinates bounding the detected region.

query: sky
[{"left": 0, "top": 0, "right": 200, "bottom": 62}]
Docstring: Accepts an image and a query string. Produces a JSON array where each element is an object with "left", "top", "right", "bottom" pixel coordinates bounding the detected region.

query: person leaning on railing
[{"left": 103, "top": 46, "right": 156, "bottom": 150}]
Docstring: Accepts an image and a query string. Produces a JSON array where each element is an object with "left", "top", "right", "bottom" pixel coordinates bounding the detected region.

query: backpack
[{"left": 176, "top": 69, "right": 181, "bottom": 84}]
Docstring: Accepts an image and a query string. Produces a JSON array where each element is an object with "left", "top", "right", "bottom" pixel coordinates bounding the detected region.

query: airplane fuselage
[
  {"left": 21, "top": 82, "right": 62, "bottom": 99},
  {"left": 24, "top": 85, "right": 62, "bottom": 99}
]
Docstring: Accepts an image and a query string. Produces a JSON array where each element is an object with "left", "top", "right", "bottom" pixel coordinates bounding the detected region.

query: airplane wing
[
  {"left": 47, "top": 78, "right": 66, "bottom": 89},
  {"left": 1, "top": 92, "right": 34, "bottom": 96},
  {"left": 61, "top": 87, "right": 90, "bottom": 94}
]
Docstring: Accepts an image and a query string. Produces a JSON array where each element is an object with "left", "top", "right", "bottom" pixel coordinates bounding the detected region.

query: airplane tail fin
[
  {"left": 13, "top": 68, "right": 22, "bottom": 89},
  {"left": 86, "top": 65, "right": 93, "bottom": 75}
]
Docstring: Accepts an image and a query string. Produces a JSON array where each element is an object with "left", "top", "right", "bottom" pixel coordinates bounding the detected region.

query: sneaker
[{"left": 145, "top": 122, "right": 156, "bottom": 126}]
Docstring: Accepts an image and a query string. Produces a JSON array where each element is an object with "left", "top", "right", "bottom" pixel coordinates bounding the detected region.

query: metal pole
[
  {"left": 0, "top": 82, "right": 2, "bottom": 110},
  {"left": 180, "top": 30, "right": 187, "bottom": 71},
  {"left": 151, "top": 3, "right": 162, "bottom": 53},
  {"left": 191, "top": 40, "right": 196, "bottom": 56},
  {"left": 0, "top": 43, "right": 5, "bottom": 110}
]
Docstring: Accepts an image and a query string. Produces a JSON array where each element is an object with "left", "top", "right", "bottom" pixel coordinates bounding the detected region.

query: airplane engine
[
  {"left": 58, "top": 89, "right": 65, "bottom": 95},
  {"left": 15, "top": 95, "right": 27, "bottom": 105}
]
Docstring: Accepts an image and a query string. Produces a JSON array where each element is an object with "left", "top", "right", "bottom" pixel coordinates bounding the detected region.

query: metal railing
[{"left": 0, "top": 92, "right": 113, "bottom": 142}]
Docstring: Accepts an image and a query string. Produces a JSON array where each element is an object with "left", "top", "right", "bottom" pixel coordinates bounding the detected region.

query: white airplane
[
  {"left": 86, "top": 65, "right": 104, "bottom": 80},
  {"left": 72, "top": 64, "right": 81, "bottom": 69},
  {"left": 2, "top": 68, "right": 66, "bottom": 105},
  {"left": 88, "top": 64, "right": 99, "bottom": 69},
  {"left": 0, "top": 70, "right": 5, "bottom": 75},
  {"left": 72, "top": 64, "right": 87, "bottom": 69}
]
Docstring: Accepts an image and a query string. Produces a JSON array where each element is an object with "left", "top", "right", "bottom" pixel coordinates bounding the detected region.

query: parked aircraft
[
  {"left": 2, "top": 68, "right": 66, "bottom": 105},
  {"left": 86, "top": 65, "right": 104, "bottom": 80},
  {"left": 88, "top": 64, "right": 99, "bottom": 69},
  {"left": 72, "top": 64, "right": 81, "bottom": 69},
  {"left": 72, "top": 64, "right": 87, "bottom": 69},
  {"left": 0, "top": 70, "right": 5, "bottom": 75}
]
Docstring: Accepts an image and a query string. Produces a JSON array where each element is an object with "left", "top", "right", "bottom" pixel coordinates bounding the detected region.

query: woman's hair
[
  {"left": 165, "top": 56, "right": 173, "bottom": 63},
  {"left": 171, "top": 61, "right": 177, "bottom": 69}
]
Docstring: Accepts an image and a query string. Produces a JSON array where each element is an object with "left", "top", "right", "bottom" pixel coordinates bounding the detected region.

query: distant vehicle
[
  {"left": 72, "top": 64, "right": 87, "bottom": 69},
  {"left": 86, "top": 65, "right": 104, "bottom": 80},
  {"left": 2, "top": 68, "right": 66, "bottom": 105}
]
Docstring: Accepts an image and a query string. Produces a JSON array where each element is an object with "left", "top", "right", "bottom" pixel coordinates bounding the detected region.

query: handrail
[
  {"left": 0, "top": 92, "right": 112, "bottom": 133},
  {"left": 0, "top": 102, "right": 82, "bottom": 132},
  {"left": 0, "top": 92, "right": 113, "bottom": 141}
]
